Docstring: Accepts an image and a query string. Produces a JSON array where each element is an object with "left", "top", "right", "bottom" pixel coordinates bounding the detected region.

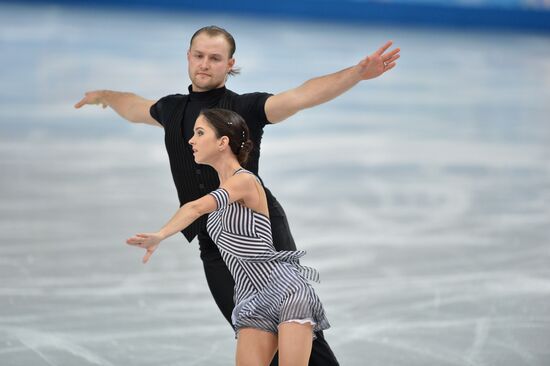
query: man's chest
[{"left": 182, "top": 101, "right": 221, "bottom": 141}]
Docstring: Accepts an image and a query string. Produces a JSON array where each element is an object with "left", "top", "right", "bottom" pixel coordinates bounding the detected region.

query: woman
[{"left": 126, "top": 108, "right": 329, "bottom": 366}]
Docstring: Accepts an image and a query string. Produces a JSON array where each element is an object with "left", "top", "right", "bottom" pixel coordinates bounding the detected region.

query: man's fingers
[
  {"left": 384, "top": 62, "right": 397, "bottom": 72},
  {"left": 384, "top": 54, "right": 400, "bottom": 65},
  {"left": 383, "top": 48, "right": 400, "bottom": 60},
  {"left": 74, "top": 98, "right": 86, "bottom": 109},
  {"left": 74, "top": 92, "right": 105, "bottom": 109},
  {"left": 376, "top": 40, "right": 393, "bottom": 56}
]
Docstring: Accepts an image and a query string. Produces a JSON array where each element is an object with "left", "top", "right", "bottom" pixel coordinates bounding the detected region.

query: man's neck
[{"left": 190, "top": 83, "right": 226, "bottom": 93}]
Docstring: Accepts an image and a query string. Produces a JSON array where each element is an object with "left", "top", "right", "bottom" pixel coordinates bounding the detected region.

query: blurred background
[{"left": 1, "top": 1, "right": 549, "bottom": 365}]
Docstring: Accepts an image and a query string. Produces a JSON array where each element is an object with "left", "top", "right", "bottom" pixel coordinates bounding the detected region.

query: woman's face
[{"left": 189, "top": 115, "right": 222, "bottom": 164}]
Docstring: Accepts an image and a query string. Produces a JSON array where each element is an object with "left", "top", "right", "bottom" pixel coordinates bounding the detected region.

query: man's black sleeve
[
  {"left": 236, "top": 92, "right": 273, "bottom": 130},
  {"left": 149, "top": 94, "right": 184, "bottom": 127}
]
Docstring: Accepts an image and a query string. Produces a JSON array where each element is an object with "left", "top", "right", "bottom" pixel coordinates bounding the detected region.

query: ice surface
[{"left": 1, "top": 3, "right": 549, "bottom": 365}]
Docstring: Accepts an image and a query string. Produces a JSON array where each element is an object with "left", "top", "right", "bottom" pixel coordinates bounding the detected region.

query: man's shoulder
[
  {"left": 225, "top": 89, "right": 273, "bottom": 128},
  {"left": 150, "top": 93, "right": 189, "bottom": 125},
  {"left": 159, "top": 93, "right": 188, "bottom": 102},
  {"left": 228, "top": 89, "right": 273, "bottom": 109},
  {"left": 154, "top": 93, "right": 188, "bottom": 111},
  {"left": 227, "top": 88, "right": 272, "bottom": 99}
]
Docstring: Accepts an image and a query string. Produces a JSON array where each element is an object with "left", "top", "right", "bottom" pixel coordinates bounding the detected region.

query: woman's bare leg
[
  {"left": 236, "top": 327, "right": 278, "bottom": 366},
  {"left": 278, "top": 322, "right": 314, "bottom": 366}
]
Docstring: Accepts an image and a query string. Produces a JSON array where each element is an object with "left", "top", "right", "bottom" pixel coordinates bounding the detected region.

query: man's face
[{"left": 187, "top": 33, "right": 235, "bottom": 92}]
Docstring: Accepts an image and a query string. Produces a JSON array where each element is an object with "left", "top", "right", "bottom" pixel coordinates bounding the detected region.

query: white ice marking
[
  {"left": 464, "top": 318, "right": 490, "bottom": 365},
  {"left": 10, "top": 327, "right": 115, "bottom": 366}
]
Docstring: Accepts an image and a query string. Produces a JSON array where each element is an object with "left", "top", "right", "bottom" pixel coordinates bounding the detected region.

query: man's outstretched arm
[
  {"left": 265, "top": 40, "right": 400, "bottom": 123},
  {"left": 74, "top": 90, "right": 161, "bottom": 127}
]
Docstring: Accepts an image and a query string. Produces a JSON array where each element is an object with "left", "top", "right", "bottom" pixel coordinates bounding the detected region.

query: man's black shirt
[{"left": 150, "top": 85, "right": 272, "bottom": 242}]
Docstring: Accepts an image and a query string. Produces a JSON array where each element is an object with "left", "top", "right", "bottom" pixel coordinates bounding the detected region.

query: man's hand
[
  {"left": 265, "top": 40, "right": 401, "bottom": 123},
  {"left": 357, "top": 40, "right": 400, "bottom": 80},
  {"left": 74, "top": 90, "right": 108, "bottom": 109},
  {"left": 126, "top": 232, "right": 162, "bottom": 263},
  {"left": 74, "top": 90, "right": 160, "bottom": 126}
]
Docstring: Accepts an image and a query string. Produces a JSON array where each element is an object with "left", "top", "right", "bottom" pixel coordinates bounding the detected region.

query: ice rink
[{"left": 1, "top": 3, "right": 549, "bottom": 365}]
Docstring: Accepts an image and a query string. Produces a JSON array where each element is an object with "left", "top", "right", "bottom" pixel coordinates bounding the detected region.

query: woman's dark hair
[
  {"left": 190, "top": 25, "right": 240, "bottom": 76},
  {"left": 200, "top": 108, "right": 253, "bottom": 165}
]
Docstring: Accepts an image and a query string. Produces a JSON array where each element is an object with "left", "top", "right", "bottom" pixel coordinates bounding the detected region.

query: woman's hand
[{"left": 126, "top": 232, "right": 162, "bottom": 263}]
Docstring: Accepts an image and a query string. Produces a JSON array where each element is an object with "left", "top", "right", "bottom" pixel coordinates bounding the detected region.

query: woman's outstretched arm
[{"left": 126, "top": 172, "right": 258, "bottom": 263}]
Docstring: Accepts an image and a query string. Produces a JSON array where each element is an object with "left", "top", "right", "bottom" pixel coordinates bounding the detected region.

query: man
[{"left": 75, "top": 25, "right": 399, "bottom": 366}]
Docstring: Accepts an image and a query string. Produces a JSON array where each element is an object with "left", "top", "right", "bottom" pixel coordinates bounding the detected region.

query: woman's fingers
[
  {"left": 126, "top": 234, "right": 158, "bottom": 263},
  {"left": 126, "top": 234, "right": 149, "bottom": 246},
  {"left": 143, "top": 250, "right": 153, "bottom": 264},
  {"left": 142, "top": 245, "right": 158, "bottom": 264}
]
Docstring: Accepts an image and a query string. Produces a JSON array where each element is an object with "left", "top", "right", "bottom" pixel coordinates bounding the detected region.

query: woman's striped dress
[{"left": 206, "top": 170, "right": 330, "bottom": 337}]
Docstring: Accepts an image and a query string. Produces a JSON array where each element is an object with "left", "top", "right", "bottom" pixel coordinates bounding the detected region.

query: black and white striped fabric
[{"left": 206, "top": 169, "right": 330, "bottom": 337}]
